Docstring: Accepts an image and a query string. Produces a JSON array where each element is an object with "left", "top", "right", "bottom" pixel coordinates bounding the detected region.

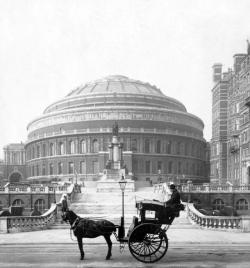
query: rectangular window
[
  {"left": 49, "top": 164, "right": 53, "bottom": 175},
  {"left": 133, "top": 159, "right": 138, "bottom": 172},
  {"left": 168, "top": 161, "right": 172, "bottom": 173},
  {"left": 68, "top": 162, "right": 74, "bottom": 174},
  {"left": 80, "top": 161, "right": 86, "bottom": 174},
  {"left": 92, "top": 160, "right": 98, "bottom": 174},
  {"left": 178, "top": 162, "right": 182, "bottom": 174},
  {"left": 157, "top": 161, "right": 162, "bottom": 172},
  {"left": 131, "top": 139, "right": 137, "bottom": 152},
  {"left": 145, "top": 161, "right": 151, "bottom": 174},
  {"left": 42, "top": 164, "right": 46, "bottom": 175},
  {"left": 58, "top": 162, "right": 63, "bottom": 174}
]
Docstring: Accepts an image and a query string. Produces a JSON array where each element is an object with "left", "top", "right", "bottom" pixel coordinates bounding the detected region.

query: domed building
[{"left": 25, "top": 75, "right": 209, "bottom": 185}]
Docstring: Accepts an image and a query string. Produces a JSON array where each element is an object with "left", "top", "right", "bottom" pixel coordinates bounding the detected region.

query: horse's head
[{"left": 61, "top": 210, "right": 78, "bottom": 225}]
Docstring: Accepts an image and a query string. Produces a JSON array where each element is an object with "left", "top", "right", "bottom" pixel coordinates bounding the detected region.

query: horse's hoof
[
  {"left": 80, "top": 255, "right": 84, "bottom": 260},
  {"left": 106, "top": 255, "right": 111, "bottom": 260}
]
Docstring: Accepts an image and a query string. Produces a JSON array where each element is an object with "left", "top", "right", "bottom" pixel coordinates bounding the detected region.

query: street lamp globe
[{"left": 119, "top": 175, "right": 127, "bottom": 192}]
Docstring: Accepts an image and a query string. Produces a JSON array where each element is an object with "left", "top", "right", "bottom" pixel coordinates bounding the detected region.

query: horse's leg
[
  {"left": 104, "top": 234, "right": 112, "bottom": 260},
  {"left": 77, "top": 236, "right": 84, "bottom": 260}
]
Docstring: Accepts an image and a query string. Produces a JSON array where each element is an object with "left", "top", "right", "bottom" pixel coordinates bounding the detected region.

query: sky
[{"left": 0, "top": 0, "right": 250, "bottom": 158}]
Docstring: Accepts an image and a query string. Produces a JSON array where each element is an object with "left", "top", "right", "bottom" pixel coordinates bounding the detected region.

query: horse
[{"left": 62, "top": 210, "right": 116, "bottom": 260}]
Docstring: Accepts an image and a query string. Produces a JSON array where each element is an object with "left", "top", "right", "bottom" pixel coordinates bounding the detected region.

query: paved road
[{"left": 1, "top": 243, "right": 250, "bottom": 268}]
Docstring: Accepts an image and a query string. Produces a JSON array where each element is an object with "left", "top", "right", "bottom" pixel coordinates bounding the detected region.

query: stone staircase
[
  {"left": 50, "top": 186, "right": 195, "bottom": 230},
  {"left": 69, "top": 187, "right": 137, "bottom": 226}
]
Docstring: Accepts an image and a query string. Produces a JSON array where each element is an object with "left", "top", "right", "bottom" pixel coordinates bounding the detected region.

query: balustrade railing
[
  {"left": 187, "top": 203, "right": 247, "bottom": 231},
  {"left": 0, "top": 203, "right": 57, "bottom": 233},
  {"left": 0, "top": 183, "right": 78, "bottom": 233},
  {"left": 2, "top": 183, "right": 70, "bottom": 194},
  {"left": 180, "top": 184, "right": 250, "bottom": 193}
]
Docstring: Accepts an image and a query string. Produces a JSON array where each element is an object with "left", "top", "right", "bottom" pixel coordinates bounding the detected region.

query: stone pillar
[
  {"left": 241, "top": 216, "right": 250, "bottom": 232},
  {"left": 0, "top": 217, "right": 8, "bottom": 233},
  {"left": 108, "top": 145, "right": 113, "bottom": 161},
  {"left": 112, "top": 136, "right": 119, "bottom": 162},
  {"left": 119, "top": 143, "right": 123, "bottom": 162}
]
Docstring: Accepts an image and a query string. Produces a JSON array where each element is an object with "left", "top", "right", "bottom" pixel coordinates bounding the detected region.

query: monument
[{"left": 96, "top": 122, "right": 135, "bottom": 192}]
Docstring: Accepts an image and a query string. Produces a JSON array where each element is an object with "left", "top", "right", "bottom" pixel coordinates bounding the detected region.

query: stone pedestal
[{"left": 97, "top": 128, "right": 135, "bottom": 192}]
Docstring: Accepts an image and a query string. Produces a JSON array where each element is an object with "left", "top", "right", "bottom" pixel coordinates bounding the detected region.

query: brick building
[
  {"left": 211, "top": 43, "right": 250, "bottom": 185},
  {"left": 24, "top": 75, "right": 209, "bottom": 185}
]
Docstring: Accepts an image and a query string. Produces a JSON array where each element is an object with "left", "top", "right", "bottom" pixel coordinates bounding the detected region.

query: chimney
[
  {"left": 233, "top": 54, "right": 246, "bottom": 73},
  {"left": 212, "top": 63, "right": 222, "bottom": 83}
]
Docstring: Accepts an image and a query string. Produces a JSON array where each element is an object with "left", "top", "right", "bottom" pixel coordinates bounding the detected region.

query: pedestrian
[{"left": 61, "top": 194, "right": 68, "bottom": 214}]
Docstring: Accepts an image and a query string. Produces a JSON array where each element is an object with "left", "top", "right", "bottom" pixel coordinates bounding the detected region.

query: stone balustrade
[
  {"left": 181, "top": 184, "right": 250, "bottom": 193},
  {"left": 0, "top": 203, "right": 57, "bottom": 233},
  {"left": 0, "top": 183, "right": 77, "bottom": 233},
  {"left": 154, "top": 182, "right": 250, "bottom": 193},
  {"left": 187, "top": 203, "right": 250, "bottom": 232},
  {"left": 1, "top": 183, "right": 69, "bottom": 194}
]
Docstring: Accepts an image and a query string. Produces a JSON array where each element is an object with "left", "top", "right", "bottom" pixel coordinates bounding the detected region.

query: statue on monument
[{"left": 112, "top": 122, "right": 119, "bottom": 136}]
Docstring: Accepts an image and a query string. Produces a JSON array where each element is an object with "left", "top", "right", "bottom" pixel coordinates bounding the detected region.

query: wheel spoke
[{"left": 128, "top": 223, "right": 168, "bottom": 263}]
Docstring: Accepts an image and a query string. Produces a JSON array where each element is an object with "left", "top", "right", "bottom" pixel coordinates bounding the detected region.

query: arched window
[
  {"left": 156, "top": 140, "right": 161, "bottom": 153},
  {"left": 34, "top": 199, "right": 45, "bottom": 213},
  {"left": 49, "top": 143, "right": 54, "bottom": 156},
  {"left": 80, "top": 140, "right": 86, "bottom": 153},
  {"left": 145, "top": 139, "right": 150, "bottom": 153},
  {"left": 69, "top": 141, "right": 75, "bottom": 154},
  {"left": 236, "top": 199, "right": 249, "bottom": 210},
  {"left": 93, "top": 139, "right": 98, "bottom": 153},
  {"left": 58, "top": 162, "right": 63, "bottom": 174},
  {"left": 58, "top": 142, "right": 64, "bottom": 155},
  {"left": 12, "top": 199, "right": 24, "bottom": 207},
  {"left": 49, "top": 163, "right": 54, "bottom": 175},
  {"left": 212, "top": 199, "right": 224, "bottom": 210}
]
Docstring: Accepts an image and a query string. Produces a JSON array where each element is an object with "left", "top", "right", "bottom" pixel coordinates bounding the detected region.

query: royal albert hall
[{"left": 25, "top": 75, "right": 209, "bottom": 185}]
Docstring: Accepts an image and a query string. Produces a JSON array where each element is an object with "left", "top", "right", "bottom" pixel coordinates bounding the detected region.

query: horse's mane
[{"left": 68, "top": 210, "right": 79, "bottom": 219}]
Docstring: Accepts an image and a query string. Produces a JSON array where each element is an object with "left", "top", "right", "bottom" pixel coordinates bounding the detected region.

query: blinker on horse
[{"left": 62, "top": 210, "right": 116, "bottom": 260}]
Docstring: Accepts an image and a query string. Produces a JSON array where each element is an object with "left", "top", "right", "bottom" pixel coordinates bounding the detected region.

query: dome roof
[
  {"left": 66, "top": 75, "right": 165, "bottom": 97},
  {"left": 44, "top": 75, "right": 186, "bottom": 114}
]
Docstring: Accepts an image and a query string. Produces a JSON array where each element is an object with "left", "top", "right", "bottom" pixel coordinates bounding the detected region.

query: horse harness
[{"left": 71, "top": 217, "right": 80, "bottom": 231}]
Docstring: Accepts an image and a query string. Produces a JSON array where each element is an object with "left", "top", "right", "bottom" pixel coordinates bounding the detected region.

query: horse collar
[{"left": 71, "top": 217, "right": 80, "bottom": 230}]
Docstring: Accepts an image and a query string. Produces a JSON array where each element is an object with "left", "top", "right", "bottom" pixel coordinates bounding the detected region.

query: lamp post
[{"left": 118, "top": 175, "right": 127, "bottom": 239}]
